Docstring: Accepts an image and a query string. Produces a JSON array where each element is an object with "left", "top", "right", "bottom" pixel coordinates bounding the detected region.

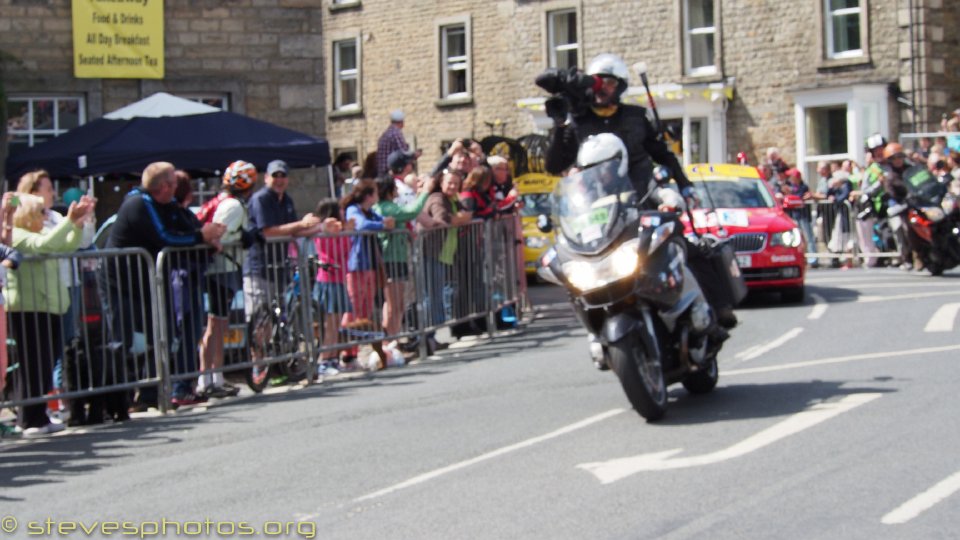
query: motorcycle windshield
[{"left": 554, "top": 159, "right": 636, "bottom": 251}]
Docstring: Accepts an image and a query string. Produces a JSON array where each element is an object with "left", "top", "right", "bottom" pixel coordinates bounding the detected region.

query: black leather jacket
[{"left": 545, "top": 104, "right": 692, "bottom": 200}]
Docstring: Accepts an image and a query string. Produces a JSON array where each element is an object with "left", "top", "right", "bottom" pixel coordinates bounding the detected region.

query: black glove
[{"left": 544, "top": 96, "right": 569, "bottom": 125}]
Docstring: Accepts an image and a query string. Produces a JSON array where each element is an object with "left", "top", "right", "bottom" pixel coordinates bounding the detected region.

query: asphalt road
[{"left": 2, "top": 268, "right": 959, "bottom": 540}]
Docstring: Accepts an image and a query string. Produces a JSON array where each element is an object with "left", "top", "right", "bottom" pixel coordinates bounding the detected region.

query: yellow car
[{"left": 516, "top": 172, "right": 560, "bottom": 275}]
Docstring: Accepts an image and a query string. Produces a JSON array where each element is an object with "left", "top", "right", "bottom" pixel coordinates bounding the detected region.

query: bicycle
[{"left": 244, "top": 259, "right": 318, "bottom": 392}]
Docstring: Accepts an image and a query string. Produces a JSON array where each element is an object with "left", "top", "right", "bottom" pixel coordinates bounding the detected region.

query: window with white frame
[
  {"left": 824, "top": 0, "right": 863, "bottom": 59},
  {"left": 684, "top": 0, "right": 716, "bottom": 76},
  {"left": 181, "top": 94, "right": 230, "bottom": 110},
  {"left": 440, "top": 22, "right": 470, "bottom": 99},
  {"left": 547, "top": 9, "right": 578, "bottom": 70},
  {"left": 5, "top": 96, "right": 85, "bottom": 157},
  {"left": 793, "top": 85, "right": 888, "bottom": 181},
  {"left": 333, "top": 38, "right": 360, "bottom": 110}
]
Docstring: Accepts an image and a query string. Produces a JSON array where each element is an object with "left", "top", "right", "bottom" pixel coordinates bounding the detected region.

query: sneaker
[
  {"left": 318, "top": 361, "right": 340, "bottom": 376},
  {"left": 220, "top": 381, "right": 241, "bottom": 396},
  {"left": 0, "top": 424, "right": 22, "bottom": 439},
  {"left": 200, "top": 385, "right": 235, "bottom": 399},
  {"left": 171, "top": 393, "right": 208, "bottom": 407},
  {"left": 22, "top": 422, "right": 66, "bottom": 439}
]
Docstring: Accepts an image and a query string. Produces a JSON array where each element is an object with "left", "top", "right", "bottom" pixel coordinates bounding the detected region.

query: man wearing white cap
[{"left": 377, "top": 109, "right": 412, "bottom": 177}]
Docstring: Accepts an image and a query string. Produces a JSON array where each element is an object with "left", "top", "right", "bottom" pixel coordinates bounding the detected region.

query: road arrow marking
[
  {"left": 735, "top": 327, "right": 804, "bottom": 362},
  {"left": 577, "top": 393, "right": 882, "bottom": 484},
  {"left": 352, "top": 408, "right": 625, "bottom": 502},
  {"left": 923, "top": 303, "right": 960, "bottom": 333},
  {"left": 808, "top": 294, "right": 828, "bottom": 320},
  {"left": 882, "top": 468, "right": 960, "bottom": 524}
]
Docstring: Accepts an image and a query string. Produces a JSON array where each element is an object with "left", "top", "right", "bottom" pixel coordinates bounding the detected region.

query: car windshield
[
  {"left": 554, "top": 159, "right": 636, "bottom": 250},
  {"left": 690, "top": 177, "right": 776, "bottom": 209},
  {"left": 520, "top": 193, "right": 553, "bottom": 217}
]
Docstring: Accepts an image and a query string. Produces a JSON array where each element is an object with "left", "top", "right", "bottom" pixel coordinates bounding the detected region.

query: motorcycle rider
[
  {"left": 881, "top": 142, "right": 924, "bottom": 270},
  {"left": 541, "top": 53, "right": 737, "bottom": 329},
  {"left": 852, "top": 133, "right": 889, "bottom": 267}
]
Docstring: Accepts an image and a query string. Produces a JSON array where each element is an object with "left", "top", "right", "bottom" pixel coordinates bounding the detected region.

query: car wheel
[{"left": 781, "top": 286, "right": 805, "bottom": 303}]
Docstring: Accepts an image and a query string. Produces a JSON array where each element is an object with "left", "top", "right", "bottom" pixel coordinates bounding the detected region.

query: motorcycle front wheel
[{"left": 608, "top": 332, "right": 667, "bottom": 421}]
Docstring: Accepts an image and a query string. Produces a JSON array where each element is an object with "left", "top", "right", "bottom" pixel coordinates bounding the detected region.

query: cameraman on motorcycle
[{"left": 539, "top": 53, "right": 737, "bottom": 329}]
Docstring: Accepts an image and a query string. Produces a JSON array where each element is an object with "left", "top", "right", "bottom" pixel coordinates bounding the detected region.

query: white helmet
[
  {"left": 586, "top": 53, "right": 630, "bottom": 91},
  {"left": 577, "top": 133, "right": 629, "bottom": 178}
]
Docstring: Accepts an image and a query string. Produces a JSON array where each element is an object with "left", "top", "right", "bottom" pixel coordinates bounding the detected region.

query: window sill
[
  {"left": 328, "top": 107, "right": 363, "bottom": 119},
  {"left": 818, "top": 55, "right": 870, "bottom": 70},
  {"left": 679, "top": 72, "right": 725, "bottom": 85},
  {"left": 329, "top": 1, "right": 361, "bottom": 13},
  {"left": 435, "top": 96, "right": 473, "bottom": 108}
]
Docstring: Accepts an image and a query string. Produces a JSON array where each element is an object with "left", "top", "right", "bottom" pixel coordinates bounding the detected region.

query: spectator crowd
[{"left": 1, "top": 108, "right": 525, "bottom": 439}]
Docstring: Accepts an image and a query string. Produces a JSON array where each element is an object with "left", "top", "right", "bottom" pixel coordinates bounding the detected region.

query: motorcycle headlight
[
  {"left": 770, "top": 228, "right": 803, "bottom": 248},
  {"left": 525, "top": 236, "right": 548, "bottom": 249},
  {"left": 562, "top": 239, "right": 640, "bottom": 292},
  {"left": 922, "top": 206, "right": 945, "bottom": 223}
]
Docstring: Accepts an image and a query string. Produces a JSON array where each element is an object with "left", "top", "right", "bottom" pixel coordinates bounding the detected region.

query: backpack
[{"left": 195, "top": 192, "right": 232, "bottom": 224}]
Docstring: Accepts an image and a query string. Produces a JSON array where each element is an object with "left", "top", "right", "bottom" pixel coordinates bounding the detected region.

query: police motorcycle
[
  {"left": 538, "top": 134, "right": 722, "bottom": 421},
  {"left": 883, "top": 165, "right": 960, "bottom": 275}
]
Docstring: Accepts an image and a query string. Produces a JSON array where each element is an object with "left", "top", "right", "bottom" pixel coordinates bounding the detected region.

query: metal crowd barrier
[
  {"left": 1, "top": 217, "right": 524, "bottom": 415},
  {"left": 1, "top": 248, "right": 159, "bottom": 413},
  {"left": 784, "top": 199, "right": 900, "bottom": 266}
]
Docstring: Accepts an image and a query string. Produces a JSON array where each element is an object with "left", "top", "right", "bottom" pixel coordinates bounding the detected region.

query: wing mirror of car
[{"left": 536, "top": 214, "right": 553, "bottom": 233}]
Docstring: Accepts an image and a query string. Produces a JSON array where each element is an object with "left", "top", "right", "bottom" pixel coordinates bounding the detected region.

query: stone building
[
  {"left": 323, "top": 0, "right": 960, "bottom": 180},
  {"left": 2, "top": 0, "right": 959, "bottom": 206}
]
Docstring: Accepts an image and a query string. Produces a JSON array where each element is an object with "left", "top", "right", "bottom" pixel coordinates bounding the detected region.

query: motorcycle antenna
[{"left": 633, "top": 62, "right": 663, "bottom": 140}]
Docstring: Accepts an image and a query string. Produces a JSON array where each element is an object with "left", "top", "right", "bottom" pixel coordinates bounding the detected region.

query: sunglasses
[{"left": 272, "top": 172, "right": 288, "bottom": 178}]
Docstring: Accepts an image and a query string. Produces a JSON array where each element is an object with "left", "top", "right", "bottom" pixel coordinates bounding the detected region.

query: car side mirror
[{"left": 537, "top": 214, "right": 553, "bottom": 233}]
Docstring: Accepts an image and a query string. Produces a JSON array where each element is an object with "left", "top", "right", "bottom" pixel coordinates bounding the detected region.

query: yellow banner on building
[{"left": 72, "top": 0, "right": 164, "bottom": 79}]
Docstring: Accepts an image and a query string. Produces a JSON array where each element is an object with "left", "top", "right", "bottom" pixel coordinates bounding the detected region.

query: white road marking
[
  {"left": 923, "top": 303, "right": 960, "bottom": 333},
  {"left": 808, "top": 294, "right": 828, "bottom": 320},
  {"left": 351, "top": 408, "right": 625, "bottom": 503},
  {"left": 882, "top": 468, "right": 960, "bottom": 525},
  {"left": 858, "top": 291, "right": 960, "bottom": 303},
  {"left": 578, "top": 393, "right": 882, "bottom": 483},
  {"left": 724, "top": 343, "right": 960, "bottom": 377},
  {"left": 735, "top": 327, "right": 804, "bottom": 362}
]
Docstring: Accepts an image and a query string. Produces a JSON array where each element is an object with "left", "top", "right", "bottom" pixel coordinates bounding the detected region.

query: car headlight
[
  {"left": 770, "top": 228, "right": 803, "bottom": 248},
  {"left": 922, "top": 206, "right": 945, "bottom": 223},
  {"left": 525, "top": 236, "right": 548, "bottom": 249},
  {"left": 562, "top": 240, "right": 640, "bottom": 292}
]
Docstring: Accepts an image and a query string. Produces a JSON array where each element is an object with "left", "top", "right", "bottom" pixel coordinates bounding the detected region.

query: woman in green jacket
[
  {"left": 373, "top": 175, "right": 437, "bottom": 342},
  {"left": 8, "top": 193, "right": 95, "bottom": 437}
]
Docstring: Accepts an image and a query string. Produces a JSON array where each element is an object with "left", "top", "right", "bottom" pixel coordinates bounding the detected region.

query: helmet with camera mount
[{"left": 586, "top": 54, "right": 629, "bottom": 104}]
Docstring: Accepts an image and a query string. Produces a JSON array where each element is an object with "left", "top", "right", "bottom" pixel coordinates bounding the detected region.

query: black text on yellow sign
[{"left": 72, "top": 0, "right": 164, "bottom": 79}]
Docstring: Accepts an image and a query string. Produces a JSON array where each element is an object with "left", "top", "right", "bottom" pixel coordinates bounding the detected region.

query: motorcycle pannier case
[{"left": 687, "top": 239, "right": 748, "bottom": 308}]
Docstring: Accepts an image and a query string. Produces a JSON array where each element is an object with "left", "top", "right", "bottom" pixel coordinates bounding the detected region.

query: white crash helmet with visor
[{"left": 576, "top": 133, "right": 629, "bottom": 178}]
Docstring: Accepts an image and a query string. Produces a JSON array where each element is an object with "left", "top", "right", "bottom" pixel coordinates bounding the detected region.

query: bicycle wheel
[{"left": 277, "top": 299, "right": 310, "bottom": 382}]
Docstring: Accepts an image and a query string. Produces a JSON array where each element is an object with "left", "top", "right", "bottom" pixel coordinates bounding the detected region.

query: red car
[{"left": 682, "top": 163, "right": 807, "bottom": 303}]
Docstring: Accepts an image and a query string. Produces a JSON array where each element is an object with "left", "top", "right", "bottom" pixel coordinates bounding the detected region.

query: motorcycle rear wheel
[{"left": 608, "top": 332, "right": 667, "bottom": 421}]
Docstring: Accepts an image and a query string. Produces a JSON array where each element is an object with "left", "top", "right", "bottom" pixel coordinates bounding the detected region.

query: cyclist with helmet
[
  {"left": 542, "top": 53, "right": 695, "bottom": 206},
  {"left": 197, "top": 160, "right": 259, "bottom": 398}
]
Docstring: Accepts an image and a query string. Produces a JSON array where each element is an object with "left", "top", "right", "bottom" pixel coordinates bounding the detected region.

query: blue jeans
[{"left": 423, "top": 258, "right": 448, "bottom": 326}]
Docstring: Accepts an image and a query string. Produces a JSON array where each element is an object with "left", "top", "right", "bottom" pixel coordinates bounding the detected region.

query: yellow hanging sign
[{"left": 72, "top": 0, "right": 164, "bottom": 79}]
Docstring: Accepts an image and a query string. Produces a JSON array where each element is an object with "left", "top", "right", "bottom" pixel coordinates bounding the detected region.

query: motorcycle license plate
[{"left": 736, "top": 255, "right": 752, "bottom": 268}]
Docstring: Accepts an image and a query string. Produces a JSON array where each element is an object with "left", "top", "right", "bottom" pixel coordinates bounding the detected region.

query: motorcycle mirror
[
  {"left": 536, "top": 214, "right": 553, "bottom": 233},
  {"left": 653, "top": 165, "right": 672, "bottom": 184}
]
